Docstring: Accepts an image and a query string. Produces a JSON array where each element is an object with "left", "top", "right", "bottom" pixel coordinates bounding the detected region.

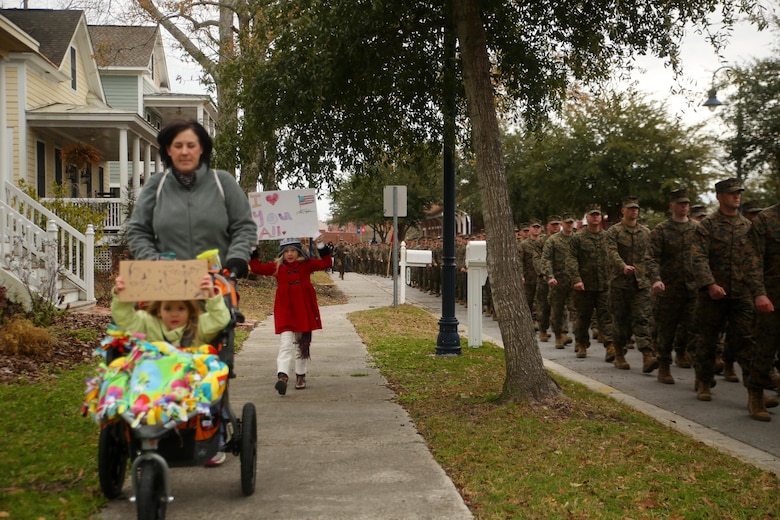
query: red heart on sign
[{"left": 266, "top": 193, "right": 279, "bottom": 205}]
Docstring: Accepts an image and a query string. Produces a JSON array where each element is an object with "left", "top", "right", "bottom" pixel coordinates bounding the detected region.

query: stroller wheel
[
  {"left": 98, "top": 422, "right": 129, "bottom": 499},
  {"left": 136, "top": 459, "right": 167, "bottom": 520},
  {"left": 240, "top": 402, "right": 257, "bottom": 496}
]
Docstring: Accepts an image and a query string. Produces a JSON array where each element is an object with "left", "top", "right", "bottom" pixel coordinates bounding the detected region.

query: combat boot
[
  {"left": 641, "top": 351, "right": 659, "bottom": 373},
  {"left": 713, "top": 354, "right": 724, "bottom": 375},
  {"left": 695, "top": 379, "right": 712, "bottom": 401},
  {"left": 591, "top": 327, "right": 599, "bottom": 340},
  {"left": 539, "top": 330, "right": 550, "bottom": 342},
  {"left": 765, "top": 395, "right": 780, "bottom": 408},
  {"left": 769, "top": 368, "right": 780, "bottom": 390},
  {"left": 722, "top": 361, "right": 739, "bottom": 383},
  {"left": 575, "top": 342, "right": 587, "bottom": 358},
  {"left": 748, "top": 387, "right": 771, "bottom": 422},
  {"left": 604, "top": 343, "right": 616, "bottom": 363},
  {"left": 562, "top": 333, "right": 573, "bottom": 345},
  {"left": 674, "top": 350, "right": 692, "bottom": 369},
  {"left": 554, "top": 334, "right": 566, "bottom": 349},
  {"left": 613, "top": 348, "right": 630, "bottom": 370},
  {"left": 657, "top": 362, "right": 674, "bottom": 384}
]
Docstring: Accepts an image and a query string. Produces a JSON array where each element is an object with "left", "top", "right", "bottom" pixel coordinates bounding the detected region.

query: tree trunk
[{"left": 453, "top": 0, "right": 560, "bottom": 402}]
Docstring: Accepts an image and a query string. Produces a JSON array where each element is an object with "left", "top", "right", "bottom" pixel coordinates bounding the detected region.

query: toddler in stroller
[{"left": 82, "top": 263, "right": 256, "bottom": 519}]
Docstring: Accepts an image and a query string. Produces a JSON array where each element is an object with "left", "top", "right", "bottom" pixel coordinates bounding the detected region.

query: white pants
[{"left": 277, "top": 331, "right": 308, "bottom": 376}]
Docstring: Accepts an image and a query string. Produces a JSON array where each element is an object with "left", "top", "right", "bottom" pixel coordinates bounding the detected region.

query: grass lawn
[{"left": 351, "top": 305, "right": 780, "bottom": 519}]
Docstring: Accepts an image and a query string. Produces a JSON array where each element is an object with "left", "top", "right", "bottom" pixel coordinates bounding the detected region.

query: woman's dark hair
[{"left": 157, "top": 119, "right": 213, "bottom": 170}]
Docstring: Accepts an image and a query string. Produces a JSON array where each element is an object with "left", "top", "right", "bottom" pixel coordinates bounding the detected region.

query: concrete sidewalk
[{"left": 101, "top": 271, "right": 473, "bottom": 520}]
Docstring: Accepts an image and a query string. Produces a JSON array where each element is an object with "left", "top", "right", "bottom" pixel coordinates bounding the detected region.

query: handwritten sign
[
  {"left": 248, "top": 189, "right": 320, "bottom": 241},
  {"left": 118, "top": 260, "right": 209, "bottom": 302}
]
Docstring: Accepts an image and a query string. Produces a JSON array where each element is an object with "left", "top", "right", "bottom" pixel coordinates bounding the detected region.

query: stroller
[{"left": 84, "top": 269, "right": 257, "bottom": 520}]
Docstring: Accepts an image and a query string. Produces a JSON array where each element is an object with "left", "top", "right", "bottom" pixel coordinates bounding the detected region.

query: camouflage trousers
[
  {"left": 536, "top": 278, "right": 550, "bottom": 331},
  {"left": 608, "top": 285, "right": 652, "bottom": 353},
  {"left": 693, "top": 295, "right": 754, "bottom": 386},
  {"left": 573, "top": 290, "right": 613, "bottom": 347},
  {"left": 548, "top": 280, "right": 573, "bottom": 335},
  {"left": 751, "top": 307, "right": 779, "bottom": 389},
  {"left": 523, "top": 281, "right": 537, "bottom": 320},
  {"left": 653, "top": 294, "right": 695, "bottom": 365}
]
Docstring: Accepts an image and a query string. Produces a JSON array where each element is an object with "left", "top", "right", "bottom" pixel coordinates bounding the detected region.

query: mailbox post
[
  {"left": 465, "top": 241, "right": 487, "bottom": 347},
  {"left": 399, "top": 242, "right": 432, "bottom": 304}
]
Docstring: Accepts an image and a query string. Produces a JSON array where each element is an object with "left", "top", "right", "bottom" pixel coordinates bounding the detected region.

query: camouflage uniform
[
  {"left": 566, "top": 204, "right": 614, "bottom": 359},
  {"left": 519, "top": 224, "right": 542, "bottom": 319},
  {"left": 539, "top": 216, "right": 575, "bottom": 347},
  {"left": 747, "top": 203, "right": 780, "bottom": 393},
  {"left": 605, "top": 197, "right": 659, "bottom": 371},
  {"left": 690, "top": 179, "right": 756, "bottom": 401},
  {"left": 334, "top": 241, "right": 349, "bottom": 279},
  {"left": 649, "top": 190, "right": 698, "bottom": 371},
  {"left": 430, "top": 239, "right": 443, "bottom": 296},
  {"left": 534, "top": 216, "right": 561, "bottom": 339},
  {"left": 455, "top": 237, "right": 468, "bottom": 304}
]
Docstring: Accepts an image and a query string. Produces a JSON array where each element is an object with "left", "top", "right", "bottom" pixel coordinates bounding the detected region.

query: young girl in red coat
[{"left": 249, "top": 237, "right": 334, "bottom": 395}]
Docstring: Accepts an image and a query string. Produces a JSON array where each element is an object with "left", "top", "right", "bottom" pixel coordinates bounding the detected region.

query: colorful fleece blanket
[{"left": 82, "top": 325, "right": 228, "bottom": 427}]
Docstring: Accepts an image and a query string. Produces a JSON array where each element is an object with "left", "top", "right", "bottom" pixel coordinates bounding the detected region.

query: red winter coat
[{"left": 249, "top": 255, "right": 332, "bottom": 334}]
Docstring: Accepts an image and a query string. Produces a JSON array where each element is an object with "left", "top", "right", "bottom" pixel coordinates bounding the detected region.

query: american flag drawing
[{"left": 298, "top": 194, "right": 315, "bottom": 205}]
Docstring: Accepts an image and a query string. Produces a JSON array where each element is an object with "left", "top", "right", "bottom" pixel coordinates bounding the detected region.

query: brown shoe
[
  {"left": 713, "top": 355, "right": 724, "bottom": 375},
  {"left": 604, "top": 343, "right": 616, "bottom": 363},
  {"left": 722, "top": 361, "right": 740, "bottom": 383},
  {"left": 674, "top": 350, "right": 692, "bottom": 369},
  {"left": 563, "top": 333, "right": 573, "bottom": 345},
  {"left": 748, "top": 387, "right": 771, "bottom": 422},
  {"left": 275, "top": 372, "right": 289, "bottom": 395},
  {"left": 641, "top": 351, "right": 660, "bottom": 373},
  {"left": 696, "top": 379, "right": 712, "bottom": 401},
  {"left": 657, "top": 363, "right": 674, "bottom": 384},
  {"left": 613, "top": 349, "right": 630, "bottom": 370},
  {"left": 575, "top": 342, "right": 587, "bottom": 359},
  {"left": 555, "top": 334, "right": 566, "bottom": 349},
  {"left": 539, "top": 331, "right": 550, "bottom": 342},
  {"left": 295, "top": 373, "right": 306, "bottom": 390}
]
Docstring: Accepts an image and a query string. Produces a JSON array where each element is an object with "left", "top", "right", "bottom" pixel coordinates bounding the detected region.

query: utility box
[
  {"left": 465, "top": 241, "right": 488, "bottom": 347},
  {"left": 399, "top": 243, "right": 432, "bottom": 304}
]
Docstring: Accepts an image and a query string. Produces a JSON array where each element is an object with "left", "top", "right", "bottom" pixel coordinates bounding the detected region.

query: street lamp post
[{"left": 702, "top": 65, "right": 745, "bottom": 183}]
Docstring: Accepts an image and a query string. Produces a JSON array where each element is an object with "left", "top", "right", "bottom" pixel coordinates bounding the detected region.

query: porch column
[
  {"left": 197, "top": 105, "right": 204, "bottom": 126},
  {"left": 132, "top": 135, "right": 141, "bottom": 195},
  {"left": 143, "top": 140, "right": 152, "bottom": 181},
  {"left": 119, "top": 128, "right": 128, "bottom": 205},
  {"left": 0, "top": 56, "right": 6, "bottom": 202}
]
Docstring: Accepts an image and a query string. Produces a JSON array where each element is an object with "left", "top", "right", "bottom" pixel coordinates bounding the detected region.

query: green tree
[
  {"left": 330, "top": 144, "right": 443, "bottom": 243},
  {"left": 247, "top": 0, "right": 763, "bottom": 403},
  {"left": 507, "top": 90, "right": 713, "bottom": 223},
  {"left": 716, "top": 59, "right": 780, "bottom": 199}
]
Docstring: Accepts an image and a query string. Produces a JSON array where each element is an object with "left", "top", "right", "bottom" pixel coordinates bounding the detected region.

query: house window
[
  {"left": 55, "top": 147, "right": 63, "bottom": 186},
  {"left": 36, "top": 142, "right": 46, "bottom": 196},
  {"left": 70, "top": 47, "right": 77, "bottom": 90}
]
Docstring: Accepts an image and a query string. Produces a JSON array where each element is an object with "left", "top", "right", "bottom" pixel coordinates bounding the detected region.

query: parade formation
[{"left": 350, "top": 178, "right": 779, "bottom": 424}]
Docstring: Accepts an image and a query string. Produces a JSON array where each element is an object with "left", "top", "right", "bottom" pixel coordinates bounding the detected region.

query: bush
[{"left": 0, "top": 316, "right": 55, "bottom": 358}]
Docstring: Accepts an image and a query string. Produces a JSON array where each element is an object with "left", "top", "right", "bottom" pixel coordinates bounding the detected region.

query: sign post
[{"left": 384, "top": 185, "right": 407, "bottom": 308}]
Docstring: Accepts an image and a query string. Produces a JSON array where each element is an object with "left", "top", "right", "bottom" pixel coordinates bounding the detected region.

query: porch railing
[{"left": 3, "top": 182, "right": 95, "bottom": 303}]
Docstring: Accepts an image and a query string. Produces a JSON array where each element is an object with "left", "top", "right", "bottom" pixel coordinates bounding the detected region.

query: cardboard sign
[
  {"left": 248, "top": 188, "right": 320, "bottom": 241},
  {"left": 118, "top": 260, "right": 209, "bottom": 302}
]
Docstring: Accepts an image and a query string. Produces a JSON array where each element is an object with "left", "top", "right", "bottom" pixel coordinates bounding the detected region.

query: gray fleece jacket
[{"left": 128, "top": 164, "right": 257, "bottom": 265}]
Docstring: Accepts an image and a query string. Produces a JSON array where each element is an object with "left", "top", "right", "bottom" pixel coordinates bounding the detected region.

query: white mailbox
[
  {"left": 465, "top": 240, "right": 488, "bottom": 347},
  {"left": 405, "top": 249, "right": 432, "bottom": 267},
  {"left": 399, "top": 243, "right": 433, "bottom": 304},
  {"left": 465, "top": 240, "right": 487, "bottom": 267}
]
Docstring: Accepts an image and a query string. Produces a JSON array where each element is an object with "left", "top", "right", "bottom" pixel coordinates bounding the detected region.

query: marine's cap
[
  {"left": 562, "top": 212, "right": 576, "bottom": 223},
  {"left": 585, "top": 203, "right": 602, "bottom": 215},
  {"left": 690, "top": 204, "right": 707, "bottom": 217},
  {"left": 669, "top": 188, "right": 690, "bottom": 203},
  {"left": 547, "top": 215, "right": 562, "bottom": 224},
  {"left": 715, "top": 177, "right": 744, "bottom": 194},
  {"left": 520, "top": 222, "right": 530, "bottom": 231},
  {"left": 622, "top": 196, "right": 640, "bottom": 209},
  {"left": 529, "top": 218, "right": 542, "bottom": 227},
  {"left": 741, "top": 200, "right": 764, "bottom": 214}
]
